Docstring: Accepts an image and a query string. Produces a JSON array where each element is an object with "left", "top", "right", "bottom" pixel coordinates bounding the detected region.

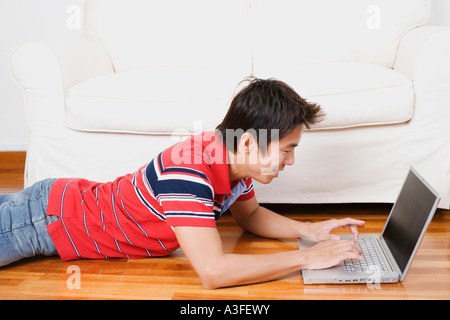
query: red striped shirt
[{"left": 46, "top": 131, "right": 254, "bottom": 261}]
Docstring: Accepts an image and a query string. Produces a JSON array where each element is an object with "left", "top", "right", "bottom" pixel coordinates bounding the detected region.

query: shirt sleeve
[{"left": 155, "top": 175, "right": 216, "bottom": 228}]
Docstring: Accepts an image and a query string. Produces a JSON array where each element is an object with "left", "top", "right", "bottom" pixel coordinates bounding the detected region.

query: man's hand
[
  {"left": 301, "top": 239, "right": 363, "bottom": 270},
  {"left": 304, "top": 218, "right": 366, "bottom": 243}
]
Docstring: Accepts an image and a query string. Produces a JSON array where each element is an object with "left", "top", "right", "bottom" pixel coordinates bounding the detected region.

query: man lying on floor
[{"left": 0, "top": 78, "right": 364, "bottom": 289}]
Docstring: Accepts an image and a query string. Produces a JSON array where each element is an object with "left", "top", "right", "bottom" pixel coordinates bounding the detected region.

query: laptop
[{"left": 298, "top": 167, "right": 441, "bottom": 284}]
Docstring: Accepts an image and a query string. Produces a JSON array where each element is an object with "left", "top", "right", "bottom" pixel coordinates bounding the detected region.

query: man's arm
[
  {"left": 174, "top": 226, "right": 362, "bottom": 289},
  {"left": 229, "top": 196, "right": 365, "bottom": 242}
]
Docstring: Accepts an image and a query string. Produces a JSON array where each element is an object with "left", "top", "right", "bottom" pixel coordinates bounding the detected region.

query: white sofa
[{"left": 9, "top": 0, "right": 450, "bottom": 209}]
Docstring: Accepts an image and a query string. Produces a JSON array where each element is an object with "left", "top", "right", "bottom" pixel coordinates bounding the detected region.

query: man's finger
[
  {"left": 329, "top": 218, "right": 365, "bottom": 231},
  {"left": 349, "top": 224, "right": 359, "bottom": 242},
  {"left": 342, "top": 218, "right": 366, "bottom": 226}
]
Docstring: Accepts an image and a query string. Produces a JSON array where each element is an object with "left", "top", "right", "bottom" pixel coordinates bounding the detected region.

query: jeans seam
[{"left": 0, "top": 217, "right": 47, "bottom": 234}]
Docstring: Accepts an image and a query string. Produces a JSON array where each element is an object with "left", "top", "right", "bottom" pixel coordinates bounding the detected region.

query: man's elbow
[
  {"left": 198, "top": 266, "right": 223, "bottom": 290},
  {"left": 201, "top": 279, "right": 219, "bottom": 290}
]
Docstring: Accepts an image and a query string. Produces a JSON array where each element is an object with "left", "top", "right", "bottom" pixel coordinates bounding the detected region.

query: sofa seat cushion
[
  {"left": 255, "top": 62, "right": 414, "bottom": 130},
  {"left": 66, "top": 62, "right": 414, "bottom": 135},
  {"left": 66, "top": 67, "right": 247, "bottom": 134}
]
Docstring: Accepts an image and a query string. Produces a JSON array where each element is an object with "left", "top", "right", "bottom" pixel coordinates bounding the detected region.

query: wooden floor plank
[{"left": 0, "top": 152, "right": 25, "bottom": 193}]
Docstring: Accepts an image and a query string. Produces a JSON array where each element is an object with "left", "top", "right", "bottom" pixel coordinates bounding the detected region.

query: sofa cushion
[
  {"left": 66, "top": 67, "right": 246, "bottom": 135},
  {"left": 256, "top": 62, "right": 414, "bottom": 130},
  {"left": 66, "top": 62, "right": 414, "bottom": 134}
]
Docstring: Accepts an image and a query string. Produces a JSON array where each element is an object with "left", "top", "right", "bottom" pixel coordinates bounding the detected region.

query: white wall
[{"left": 0, "top": 0, "right": 449, "bottom": 151}]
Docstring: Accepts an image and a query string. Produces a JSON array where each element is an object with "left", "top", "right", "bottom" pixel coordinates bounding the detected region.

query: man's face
[{"left": 249, "top": 126, "right": 302, "bottom": 184}]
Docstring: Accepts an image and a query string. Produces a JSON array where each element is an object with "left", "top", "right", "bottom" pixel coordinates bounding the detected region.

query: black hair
[{"left": 216, "top": 77, "right": 324, "bottom": 154}]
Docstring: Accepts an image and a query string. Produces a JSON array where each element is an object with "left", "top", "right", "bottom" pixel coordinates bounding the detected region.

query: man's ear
[{"left": 238, "top": 132, "right": 257, "bottom": 154}]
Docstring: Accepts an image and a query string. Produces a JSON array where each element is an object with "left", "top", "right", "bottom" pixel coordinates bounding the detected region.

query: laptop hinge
[{"left": 378, "top": 237, "right": 402, "bottom": 277}]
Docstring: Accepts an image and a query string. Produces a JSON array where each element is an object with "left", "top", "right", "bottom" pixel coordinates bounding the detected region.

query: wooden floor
[{"left": 0, "top": 152, "right": 449, "bottom": 300}]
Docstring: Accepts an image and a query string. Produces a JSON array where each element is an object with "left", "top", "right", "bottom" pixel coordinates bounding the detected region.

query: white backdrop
[{"left": 0, "top": 0, "right": 449, "bottom": 151}]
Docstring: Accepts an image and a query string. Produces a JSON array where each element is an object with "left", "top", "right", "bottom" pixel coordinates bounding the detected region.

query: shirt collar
[{"left": 204, "top": 131, "right": 232, "bottom": 195}]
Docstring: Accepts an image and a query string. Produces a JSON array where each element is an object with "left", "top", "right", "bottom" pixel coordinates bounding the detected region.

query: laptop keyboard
[{"left": 344, "top": 238, "right": 389, "bottom": 273}]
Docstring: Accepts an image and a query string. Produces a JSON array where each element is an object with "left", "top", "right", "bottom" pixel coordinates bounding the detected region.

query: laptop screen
[{"left": 381, "top": 168, "right": 440, "bottom": 275}]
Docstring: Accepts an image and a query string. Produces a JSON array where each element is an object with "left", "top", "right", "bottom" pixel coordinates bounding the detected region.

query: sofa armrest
[
  {"left": 9, "top": 38, "right": 114, "bottom": 132},
  {"left": 394, "top": 26, "right": 450, "bottom": 86},
  {"left": 10, "top": 38, "right": 114, "bottom": 96},
  {"left": 54, "top": 38, "right": 115, "bottom": 94},
  {"left": 394, "top": 26, "right": 450, "bottom": 124},
  {"left": 9, "top": 39, "right": 114, "bottom": 186},
  {"left": 394, "top": 26, "right": 450, "bottom": 208}
]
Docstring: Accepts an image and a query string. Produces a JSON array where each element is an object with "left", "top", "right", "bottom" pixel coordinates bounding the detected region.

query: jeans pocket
[{"left": 9, "top": 184, "right": 43, "bottom": 207}]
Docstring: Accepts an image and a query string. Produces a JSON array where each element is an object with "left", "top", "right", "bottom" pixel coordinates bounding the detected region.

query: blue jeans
[{"left": 0, "top": 178, "right": 59, "bottom": 267}]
